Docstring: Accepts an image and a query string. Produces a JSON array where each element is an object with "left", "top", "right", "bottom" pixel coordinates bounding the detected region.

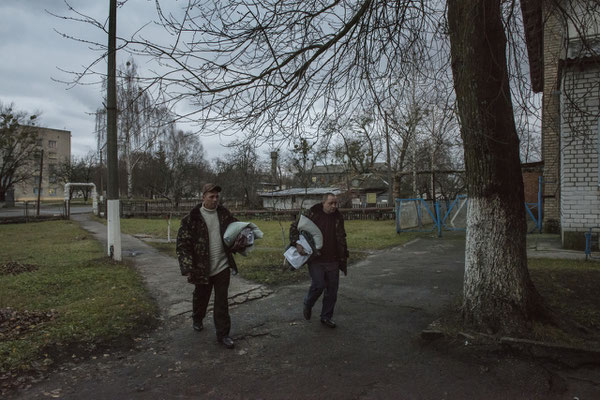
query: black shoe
[
  {"left": 218, "top": 336, "right": 235, "bottom": 349},
  {"left": 320, "top": 318, "right": 336, "bottom": 328},
  {"left": 193, "top": 321, "right": 203, "bottom": 332},
  {"left": 303, "top": 305, "right": 312, "bottom": 320}
]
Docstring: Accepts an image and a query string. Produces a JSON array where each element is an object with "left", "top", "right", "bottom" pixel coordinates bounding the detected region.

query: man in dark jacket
[
  {"left": 290, "top": 193, "right": 349, "bottom": 328},
  {"left": 176, "top": 183, "right": 238, "bottom": 349}
]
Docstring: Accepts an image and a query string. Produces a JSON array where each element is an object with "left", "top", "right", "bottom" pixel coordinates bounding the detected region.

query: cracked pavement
[{"left": 7, "top": 216, "right": 600, "bottom": 399}]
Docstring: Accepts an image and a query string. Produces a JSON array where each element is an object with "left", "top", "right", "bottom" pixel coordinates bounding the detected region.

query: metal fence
[
  {"left": 396, "top": 194, "right": 543, "bottom": 236},
  {"left": 98, "top": 199, "right": 395, "bottom": 221}
]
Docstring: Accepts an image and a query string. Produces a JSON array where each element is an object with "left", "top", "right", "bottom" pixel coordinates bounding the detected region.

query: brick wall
[
  {"left": 522, "top": 163, "right": 543, "bottom": 204},
  {"left": 541, "top": 4, "right": 564, "bottom": 232},
  {"left": 560, "top": 65, "right": 600, "bottom": 249}
]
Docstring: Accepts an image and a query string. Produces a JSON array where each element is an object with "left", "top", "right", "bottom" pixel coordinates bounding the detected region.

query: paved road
[{"left": 8, "top": 215, "right": 600, "bottom": 399}]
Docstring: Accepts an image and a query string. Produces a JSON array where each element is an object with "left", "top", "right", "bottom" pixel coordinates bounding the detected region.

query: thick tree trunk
[{"left": 447, "top": 0, "right": 545, "bottom": 334}]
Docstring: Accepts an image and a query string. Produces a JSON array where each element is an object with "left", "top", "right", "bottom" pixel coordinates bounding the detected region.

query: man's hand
[{"left": 295, "top": 244, "right": 307, "bottom": 256}]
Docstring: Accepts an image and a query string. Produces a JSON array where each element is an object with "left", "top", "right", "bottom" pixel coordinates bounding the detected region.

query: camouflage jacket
[
  {"left": 289, "top": 203, "right": 349, "bottom": 275},
  {"left": 176, "top": 204, "right": 238, "bottom": 285}
]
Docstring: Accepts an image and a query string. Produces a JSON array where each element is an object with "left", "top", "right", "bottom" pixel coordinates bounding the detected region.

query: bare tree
[
  {"left": 0, "top": 103, "right": 39, "bottom": 202},
  {"left": 215, "top": 143, "right": 264, "bottom": 208},
  {"left": 94, "top": 58, "right": 175, "bottom": 198},
  {"left": 448, "top": 0, "right": 547, "bottom": 333},
  {"left": 56, "top": 152, "right": 98, "bottom": 200},
  {"left": 160, "top": 129, "right": 210, "bottom": 205},
  {"left": 325, "top": 113, "right": 383, "bottom": 175}
]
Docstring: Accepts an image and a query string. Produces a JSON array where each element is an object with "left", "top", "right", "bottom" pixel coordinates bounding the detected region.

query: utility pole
[
  {"left": 383, "top": 111, "right": 394, "bottom": 204},
  {"left": 106, "top": 0, "right": 122, "bottom": 260},
  {"left": 36, "top": 149, "right": 44, "bottom": 216}
]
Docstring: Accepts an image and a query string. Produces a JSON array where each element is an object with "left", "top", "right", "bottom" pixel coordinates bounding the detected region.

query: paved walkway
[
  {"left": 527, "top": 233, "right": 594, "bottom": 260},
  {"left": 8, "top": 215, "right": 600, "bottom": 399}
]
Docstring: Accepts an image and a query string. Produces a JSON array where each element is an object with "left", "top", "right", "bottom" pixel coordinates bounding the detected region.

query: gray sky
[{"left": 0, "top": 0, "right": 233, "bottom": 159}]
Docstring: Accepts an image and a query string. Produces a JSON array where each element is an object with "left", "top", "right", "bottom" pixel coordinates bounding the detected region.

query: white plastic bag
[{"left": 283, "top": 234, "right": 313, "bottom": 269}]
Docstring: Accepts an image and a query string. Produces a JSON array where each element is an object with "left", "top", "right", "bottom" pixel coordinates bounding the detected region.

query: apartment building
[{"left": 13, "top": 127, "right": 71, "bottom": 201}]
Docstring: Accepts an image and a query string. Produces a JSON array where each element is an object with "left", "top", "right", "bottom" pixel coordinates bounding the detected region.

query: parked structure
[
  {"left": 259, "top": 187, "right": 344, "bottom": 210},
  {"left": 13, "top": 127, "right": 71, "bottom": 201}
]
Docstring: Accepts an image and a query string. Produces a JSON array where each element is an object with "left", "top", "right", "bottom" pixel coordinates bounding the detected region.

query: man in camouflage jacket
[
  {"left": 290, "top": 192, "right": 349, "bottom": 329},
  {"left": 176, "top": 183, "right": 238, "bottom": 349}
]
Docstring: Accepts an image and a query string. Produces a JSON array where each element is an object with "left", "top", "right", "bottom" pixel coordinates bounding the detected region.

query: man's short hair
[
  {"left": 322, "top": 192, "right": 336, "bottom": 202},
  {"left": 202, "top": 183, "right": 222, "bottom": 195}
]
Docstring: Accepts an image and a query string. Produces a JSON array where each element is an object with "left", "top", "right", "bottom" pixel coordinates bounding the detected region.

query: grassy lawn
[
  {"left": 118, "top": 217, "right": 428, "bottom": 286},
  {"left": 0, "top": 221, "right": 159, "bottom": 380}
]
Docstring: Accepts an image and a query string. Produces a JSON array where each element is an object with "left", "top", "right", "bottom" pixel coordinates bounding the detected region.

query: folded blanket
[
  {"left": 297, "top": 215, "right": 323, "bottom": 250},
  {"left": 223, "top": 221, "right": 264, "bottom": 256}
]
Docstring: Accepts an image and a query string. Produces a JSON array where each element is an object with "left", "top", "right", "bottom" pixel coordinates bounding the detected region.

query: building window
[
  {"left": 33, "top": 176, "right": 41, "bottom": 185},
  {"left": 48, "top": 140, "right": 57, "bottom": 148},
  {"left": 48, "top": 152, "right": 57, "bottom": 160},
  {"left": 48, "top": 188, "right": 56, "bottom": 196},
  {"left": 33, "top": 187, "right": 42, "bottom": 195},
  {"left": 48, "top": 164, "right": 57, "bottom": 184}
]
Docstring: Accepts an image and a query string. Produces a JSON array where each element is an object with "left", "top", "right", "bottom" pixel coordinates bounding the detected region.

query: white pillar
[
  {"left": 91, "top": 184, "right": 98, "bottom": 215},
  {"left": 107, "top": 199, "right": 122, "bottom": 261},
  {"left": 64, "top": 183, "right": 71, "bottom": 217}
]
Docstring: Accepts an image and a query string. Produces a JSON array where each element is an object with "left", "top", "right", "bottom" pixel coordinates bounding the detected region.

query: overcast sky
[{"left": 0, "top": 0, "right": 235, "bottom": 160}]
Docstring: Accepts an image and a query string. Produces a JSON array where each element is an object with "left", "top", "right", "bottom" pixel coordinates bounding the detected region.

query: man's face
[
  {"left": 323, "top": 195, "right": 338, "bottom": 214},
  {"left": 202, "top": 190, "right": 220, "bottom": 210}
]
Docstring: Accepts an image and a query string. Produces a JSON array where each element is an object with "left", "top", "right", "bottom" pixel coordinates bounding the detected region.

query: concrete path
[{"left": 8, "top": 218, "right": 600, "bottom": 399}]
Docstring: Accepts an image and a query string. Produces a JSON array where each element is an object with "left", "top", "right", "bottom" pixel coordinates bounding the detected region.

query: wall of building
[
  {"left": 522, "top": 162, "right": 543, "bottom": 204},
  {"left": 14, "top": 127, "right": 71, "bottom": 201},
  {"left": 541, "top": 4, "right": 565, "bottom": 233},
  {"left": 560, "top": 65, "right": 600, "bottom": 249}
]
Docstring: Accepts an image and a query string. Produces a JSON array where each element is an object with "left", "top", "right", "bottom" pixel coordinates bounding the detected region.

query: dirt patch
[
  {"left": 426, "top": 267, "right": 600, "bottom": 356},
  {"left": 0, "top": 308, "right": 58, "bottom": 341},
  {"left": 0, "top": 262, "right": 39, "bottom": 276}
]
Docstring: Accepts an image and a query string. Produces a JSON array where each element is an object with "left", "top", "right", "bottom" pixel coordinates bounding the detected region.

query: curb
[
  {"left": 500, "top": 336, "right": 600, "bottom": 366},
  {"left": 420, "top": 324, "right": 600, "bottom": 367}
]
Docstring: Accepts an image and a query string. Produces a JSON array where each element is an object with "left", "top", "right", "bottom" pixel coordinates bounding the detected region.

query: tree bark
[{"left": 447, "top": 0, "right": 545, "bottom": 334}]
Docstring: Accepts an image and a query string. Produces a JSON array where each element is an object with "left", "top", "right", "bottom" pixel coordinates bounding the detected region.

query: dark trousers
[
  {"left": 193, "top": 268, "right": 231, "bottom": 339},
  {"left": 304, "top": 261, "right": 339, "bottom": 320}
]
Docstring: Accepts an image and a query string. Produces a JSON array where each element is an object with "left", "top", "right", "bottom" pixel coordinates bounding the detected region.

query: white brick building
[{"left": 522, "top": 0, "right": 600, "bottom": 248}]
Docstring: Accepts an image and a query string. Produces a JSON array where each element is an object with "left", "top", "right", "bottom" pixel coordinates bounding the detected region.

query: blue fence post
[
  {"left": 395, "top": 198, "right": 400, "bottom": 233},
  {"left": 585, "top": 229, "right": 592, "bottom": 261},
  {"left": 435, "top": 201, "right": 442, "bottom": 238}
]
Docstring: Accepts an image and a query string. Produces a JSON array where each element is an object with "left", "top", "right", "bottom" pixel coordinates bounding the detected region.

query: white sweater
[{"left": 200, "top": 206, "right": 229, "bottom": 277}]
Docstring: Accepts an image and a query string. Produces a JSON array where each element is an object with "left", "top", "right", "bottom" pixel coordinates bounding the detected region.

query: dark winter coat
[
  {"left": 289, "top": 203, "right": 349, "bottom": 275},
  {"left": 176, "top": 204, "right": 238, "bottom": 285}
]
